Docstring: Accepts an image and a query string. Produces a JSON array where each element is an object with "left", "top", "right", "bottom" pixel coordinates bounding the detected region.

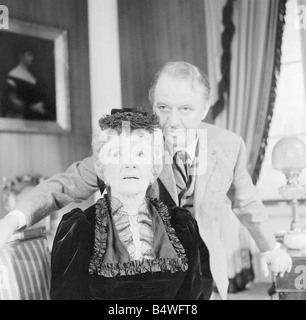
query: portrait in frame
[{"left": 0, "top": 19, "right": 70, "bottom": 134}]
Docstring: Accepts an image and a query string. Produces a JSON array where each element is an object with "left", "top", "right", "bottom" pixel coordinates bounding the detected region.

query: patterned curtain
[
  {"left": 211, "top": 0, "right": 236, "bottom": 119},
  {"left": 250, "top": 0, "right": 287, "bottom": 184}
]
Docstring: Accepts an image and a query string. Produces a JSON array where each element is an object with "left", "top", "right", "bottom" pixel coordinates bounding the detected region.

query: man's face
[{"left": 153, "top": 74, "right": 209, "bottom": 150}]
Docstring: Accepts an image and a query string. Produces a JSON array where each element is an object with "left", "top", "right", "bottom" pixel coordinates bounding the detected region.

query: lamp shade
[{"left": 272, "top": 136, "right": 306, "bottom": 171}]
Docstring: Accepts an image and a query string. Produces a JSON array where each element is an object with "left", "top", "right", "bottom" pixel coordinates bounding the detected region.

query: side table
[{"left": 275, "top": 248, "right": 306, "bottom": 300}]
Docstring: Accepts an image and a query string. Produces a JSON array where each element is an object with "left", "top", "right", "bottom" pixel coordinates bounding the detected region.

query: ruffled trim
[
  {"left": 88, "top": 196, "right": 188, "bottom": 277},
  {"left": 88, "top": 197, "right": 109, "bottom": 276},
  {"left": 148, "top": 198, "right": 187, "bottom": 263}
]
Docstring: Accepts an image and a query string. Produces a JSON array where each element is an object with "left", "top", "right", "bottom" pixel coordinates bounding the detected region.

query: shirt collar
[
  {"left": 110, "top": 196, "right": 148, "bottom": 216},
  {"left": 174, "top": 129, "right": 199, "bottom": 163}
]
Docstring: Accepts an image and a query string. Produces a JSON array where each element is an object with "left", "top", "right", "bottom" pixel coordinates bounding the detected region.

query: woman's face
[
  {"left": 20, "top": 51, "right": 34, "bottom": 67},
  {"left": 99, "top": 132, "right": 155, "bottom": 196}
]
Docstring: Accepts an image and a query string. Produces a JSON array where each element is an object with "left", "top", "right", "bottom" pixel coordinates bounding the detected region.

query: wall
[
  {"left": 0, "top": 0, "right": 92, "bottom": 217},
  {"left": 87, "top": 0, "right": 122, "bottom": 202},
  {"left": 118, "top": 0, "right": 210, "bottom": 118},
  {"left": 88, "top": 0, "right": 122, "bottom": 136}
]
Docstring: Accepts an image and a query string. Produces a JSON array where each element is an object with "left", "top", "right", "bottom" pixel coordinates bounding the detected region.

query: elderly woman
[{"left": 50, "top": 111, "right": 201, "bottom": 300}]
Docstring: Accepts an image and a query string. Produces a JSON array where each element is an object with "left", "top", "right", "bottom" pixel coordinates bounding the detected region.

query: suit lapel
[
  {"left": 159, "top": 148, "right": 179, "bottom": 205},
  {"left": 157, "top": 123, "right": 217, "bottom": 209},
  {"left": 194, "top": 124, "right": 217, "bottom": 215}
]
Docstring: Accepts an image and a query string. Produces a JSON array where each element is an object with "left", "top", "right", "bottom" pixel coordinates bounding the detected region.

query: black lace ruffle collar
[{"left": 88, "top": 196, "right": 188, "bottom": 277}]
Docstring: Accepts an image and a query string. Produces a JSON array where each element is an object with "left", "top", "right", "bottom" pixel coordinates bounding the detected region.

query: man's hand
[
  {"left": 0, "top": 215, "right": 19, "bottom": 250},
  {"left": 260, "top": 243, "right": 292, "bottom": 277}
]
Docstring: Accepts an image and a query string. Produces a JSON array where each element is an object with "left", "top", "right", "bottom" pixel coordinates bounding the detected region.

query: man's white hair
[{"left": 148, "top": 61, "right": 211, "bottom": 105}]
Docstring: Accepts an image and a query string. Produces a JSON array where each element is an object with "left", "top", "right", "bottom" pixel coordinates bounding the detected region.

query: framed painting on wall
[{"left": 0, "top": 19, "right": 70, "bottom": 134}]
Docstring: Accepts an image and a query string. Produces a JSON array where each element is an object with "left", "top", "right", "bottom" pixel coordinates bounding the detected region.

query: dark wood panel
[
  {"left": 118, "top": 0, "right": 208, "bottom": 113},
  {"left": 0, "top": 0, "right": 92, "bottom": 216}
]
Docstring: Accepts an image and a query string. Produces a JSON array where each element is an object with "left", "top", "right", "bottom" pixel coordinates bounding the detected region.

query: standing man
[{"left": 0, "top": 61, "right": 292, "bottom": 300}]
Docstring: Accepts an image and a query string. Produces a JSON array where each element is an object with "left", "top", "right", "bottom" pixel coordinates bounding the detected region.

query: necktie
[{"left": 172, "top": 150, "right": 191, "bottom": 197}]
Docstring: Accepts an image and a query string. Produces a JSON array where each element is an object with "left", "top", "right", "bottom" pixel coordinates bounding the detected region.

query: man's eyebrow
[{"left": 176, "top": 104, "right": 194, "bottom": 109}]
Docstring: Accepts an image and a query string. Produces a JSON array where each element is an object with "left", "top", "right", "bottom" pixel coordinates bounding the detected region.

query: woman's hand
[{"left": 0, "top": 215, "right": 19, "bottom": 250}]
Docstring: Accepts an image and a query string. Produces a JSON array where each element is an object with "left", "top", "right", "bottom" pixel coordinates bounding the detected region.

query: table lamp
[{"left": 272, "top": 136, "right": 306, "bottom": 250}]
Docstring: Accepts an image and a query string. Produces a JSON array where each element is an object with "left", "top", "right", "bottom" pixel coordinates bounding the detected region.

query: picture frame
[{"left": 0, "top": 19, "right": 70, "bottom": 134}]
